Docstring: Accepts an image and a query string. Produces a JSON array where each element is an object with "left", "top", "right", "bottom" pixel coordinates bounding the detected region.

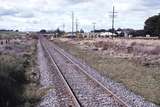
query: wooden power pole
[
  {"left": 72, "top": 12, "right": 74, "bottom": 36},
  {"left": 109, "top": 6, "right": 117, "bottom": 37}
]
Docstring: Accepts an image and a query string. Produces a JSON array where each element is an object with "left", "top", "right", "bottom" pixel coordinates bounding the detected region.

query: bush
[
  {"left": 0, "top": 55, "right": 27, "bottom": 107},
  {"left": 150, "top": 46, "right": 160, "bottom": 55},
  {"left": 94, "top": 41, "right": 115, "bottom": 50}
]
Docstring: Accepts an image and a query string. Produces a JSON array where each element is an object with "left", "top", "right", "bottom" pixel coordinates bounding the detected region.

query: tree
[
  {"left": 144, "top": 14, "right": 160, "bottom": 38},
  {"left": 54, "top": 28, "right": 63, "bottom": 37},
  {"left": 80, "top": 29, "right": 84, "bottom": 33},
  {"left": 92, "top": 29, "right": 107, "bottom": 33},
  {"left": 40, "top": 29, "right": 47, "bottom": 33},
  {"left": 108, "top": 28, "right": 116, "bottom": 33},
  {"left": 55, "top": 28, "right": 61, "bottom": 34},
  {"left": 15, "top": 30, "right": 19, "bottom": 32},
  {"left": 130, "top": 30, "right": 145, "bottom": 37},
  {"left": 117, "top": 28, "right": 122, "bottom": 31}
]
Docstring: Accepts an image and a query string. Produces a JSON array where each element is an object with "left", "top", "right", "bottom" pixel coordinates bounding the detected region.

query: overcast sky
[{"left": 0, "top": 0, "right": 160, "bottom": 31}]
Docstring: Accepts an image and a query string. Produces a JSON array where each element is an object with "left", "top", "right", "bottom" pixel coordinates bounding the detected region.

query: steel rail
[
  {"left": 52, "top": 41, "right": 130, "bottom": 107},
  {"left": 40, "top": 39, "right": 81, "bottom": 107}
]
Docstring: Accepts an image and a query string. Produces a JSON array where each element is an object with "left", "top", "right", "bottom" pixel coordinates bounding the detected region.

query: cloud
[
  {"left": 66, "top": 0, "right": 92, "bottom": 4},
  {"left": 0, "top": 8, "right": 19, "bottom": 16},
  {"left": 15, "top": 12, "right": 34, "bottom": 18},
  {"left": 0, "top": 0, "right": 159, "bottom": 31},
  {"left": 142, "top": 0, "right": 160, "bottom": 8}
]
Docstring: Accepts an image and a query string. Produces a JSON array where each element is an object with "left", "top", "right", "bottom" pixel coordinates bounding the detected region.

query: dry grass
[
  {"left": 93, "top": 39, "right": 160, "bottom": 55},
  {"left": 53, "top": 38, "right": 160, "bottom": 105},
  {"left": 0, "top": 37, "right": 40, "bottom": 107},
  {"left": 23, "top": 84, "right": 54, "bottom": 105}
]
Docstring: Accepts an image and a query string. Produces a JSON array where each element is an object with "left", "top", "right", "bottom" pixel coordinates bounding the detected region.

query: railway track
[
  {"left": 40, "top": 37, "right": 130, "bottom": 107},
  {"left": 40, "top": 39, "right": 81, "bottom": 107}
]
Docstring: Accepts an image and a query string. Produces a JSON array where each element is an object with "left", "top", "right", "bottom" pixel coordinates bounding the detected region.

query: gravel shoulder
[
  {"left": 37, "top": 40, "right": 58, "bottom": 107},
  {"left": 37, "top": 40, "right": 77, "bottom": 107}
]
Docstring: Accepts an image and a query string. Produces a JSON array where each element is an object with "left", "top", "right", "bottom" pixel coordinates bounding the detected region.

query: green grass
[{"left": 53, "top": 39, "right": 160, "bottom": 105}]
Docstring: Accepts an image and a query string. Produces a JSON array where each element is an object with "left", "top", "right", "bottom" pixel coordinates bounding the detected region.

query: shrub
[
  {"left": 0, "top": 55, "right": 27, "bottom": 107},
  {"left": 94, "top": 41, "right": 115, "bottom": 50},
  {"left": 150, "top": 46, "right": 160, "bottom": 55}
]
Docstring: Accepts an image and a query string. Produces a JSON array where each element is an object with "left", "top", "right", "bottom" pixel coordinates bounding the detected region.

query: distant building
[
  {"left": 146, "top": 34, "right": 150, "bottom": 38},
  {"left": 64, "top": 33, "right": 76, "bottom": 38},
  {"left": 100, "top": 32, "right": 117, "bottom": 37}
]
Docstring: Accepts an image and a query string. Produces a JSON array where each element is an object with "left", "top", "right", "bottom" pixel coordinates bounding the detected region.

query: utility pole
[
  {"left": 109, "top": 6, "right": 117, "bottom": 37},
  {"left": 112, "top": 6, "right": 115, "bottom": 35},
  {"left": 93, "top": 22, "right": 96, "bottom": 33},
  {"left": 62, "top": 24, "right": 65, "bottom": 32},
  {"left": 72, "top": 11, "right": 74, "bottom": 36},
  {"left": 76, "top": 18, "right": 78, "bottom": 33},
  {"left": 92, "top": 22, "right": 96, "bottom": 37}
]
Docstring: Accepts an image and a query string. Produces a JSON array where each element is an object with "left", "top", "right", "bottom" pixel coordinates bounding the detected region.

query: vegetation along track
[{"left": 40, "top": 37, "right": 130, "bottom": 107}]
